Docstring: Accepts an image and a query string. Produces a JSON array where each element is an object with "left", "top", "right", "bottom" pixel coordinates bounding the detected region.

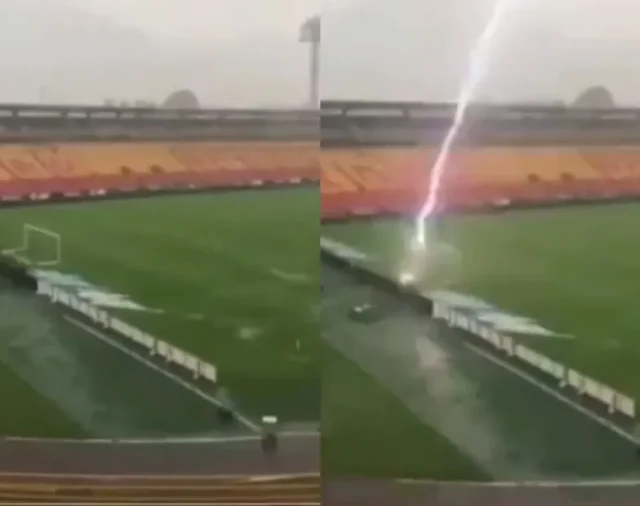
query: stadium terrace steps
[
  {"left": 321, "top": 146, "right": 640, "bottom": 216},
  {"left": 6, "top": 142, "right": 640, "bottom": 213},
  {"left": 0, "top": 473, "right": 320, "bottom": 504},
  {"left": 0, "top": 142, "right": 317, "bottom": 198}
]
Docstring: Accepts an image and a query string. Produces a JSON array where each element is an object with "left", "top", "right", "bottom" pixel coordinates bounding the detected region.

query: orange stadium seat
[
  {"left": 321, "top": 149, "right": 429, "bottom": 193},
  {"left": 320, "top": 146, "right": 633, "bottom": 216},
  {"left": 572, "top": 147, "right": 640, "bottom": 196},
  {"left": 321, "top": 165, "right": 359, "bottom": 194},
  {"left": 320, "top": 149, "right": 430, "bottom": 217},
  {"left": 0, "top": 142, "right": 316, "bottom": 197},
  {"left": 578, "top": 147, "right": 640, "bottom": 180}
]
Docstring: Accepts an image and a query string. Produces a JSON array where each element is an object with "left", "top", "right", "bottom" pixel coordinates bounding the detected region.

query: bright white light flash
[
  {"left": 413, "top": 0, "right": 518, "bottom": 246},
  {"left": 399, "top": 270, "right": 416, "bottom": 286}
]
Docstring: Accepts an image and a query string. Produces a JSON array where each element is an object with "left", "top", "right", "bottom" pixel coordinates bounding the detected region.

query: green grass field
[
  {"left": 320, "top": 259, "right": 489, "bottom": 481},
  {"left": 324, "top": 203, "right": 640, "bottom": 403},
  {"left": 0, "top": 188, "right": 319, "bottom": 437},
  {"left": 6, "top": 188, "right": 638, "bottom": 479},
  {"left": 322, "top": 344, "right": 488, "bottom": 480},
  {"left": 0, "top": 356, "right": 85, "bottom": 437},
  {"left": 322, "top": 202, "right": 640, "bottom": 481}
]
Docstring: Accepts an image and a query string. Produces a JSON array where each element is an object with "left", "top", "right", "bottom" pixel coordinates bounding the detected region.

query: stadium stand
[
  {"left": 10, "top": 141, "right": 635, "bottom": 216},
  {"left": 0, "top": 472, "right": 320, "bottom": 504},
  {"left": 0, "top": 142, "right": 316, "bottom": 198},
  {"left": 0, "top": 103, "right": 322, "bottom": 505},
  {"left": 320, "top": 146, "right": 640, "bottom": 217}
]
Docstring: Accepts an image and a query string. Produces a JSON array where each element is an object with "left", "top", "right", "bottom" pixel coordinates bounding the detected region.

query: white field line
[
  {"left": 5, "top": 431, "right": 319, "bottom": 445},
  {"left": 64, "top": 315, "right": 262, "bottom": 433},
  {"left": 0, "top": 471, "right": 319, "bottom": 481},
  {"left": 206, "top": 239, "right": 312, "bottom": 287},
  {"left": 398, "top": 477, "right": 640, "bottom": 487},
  {"left": 0, "top": 503, "right": 319, "bottom": 506},
  {"left": 246, "top": 473, "right": 317, "bottom": 483},
  {"left": 269, "top": 268, "right": 312, "bottom": 285},
  {"left": 462, "top": 341, "right": 637, "bottom": 444}
]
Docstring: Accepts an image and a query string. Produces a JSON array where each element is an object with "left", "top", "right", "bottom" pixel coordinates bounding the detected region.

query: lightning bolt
[{"left": 413, "top": 0, "right": 518, "bottom": 246}]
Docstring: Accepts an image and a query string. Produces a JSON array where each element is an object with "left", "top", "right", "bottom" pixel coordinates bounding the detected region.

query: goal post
[{"left": 1, "top": 223, "right": 62, "bottom": 267}]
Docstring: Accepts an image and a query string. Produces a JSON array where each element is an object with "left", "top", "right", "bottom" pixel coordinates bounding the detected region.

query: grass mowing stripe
[
  {"left": 0, "top": 189, "right": 319, "bottom": 422},
  {"left": 462, "top": 341, "right": 637, "bottom": 444},
  {"left": 323, "top": 204, "right": 640, "bottom": 402},
  {"left": 65, "top": 315, "right": 262, "bottom": 433},
  {"left": 0, "top": 362, "right": 85, "bottom": 438},
  {"left": 322, "top": 346, "right": 489, "bottom": 481},
  {"left": 320, "top": 261, "right": 488, "bottom": 480}
]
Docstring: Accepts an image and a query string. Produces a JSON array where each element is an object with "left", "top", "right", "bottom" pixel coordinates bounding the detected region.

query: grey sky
[
  {"left": 0, "top": 0, "right": 320, "bottom": 106},
  {"left": 322, "top": 0, "right": 640, "bottom": 105},
  {"left": 0, "top": 0, "right": 638, "bottom": 106},
  {"left": 72, "top": 0, "right": 319, "bottom": 40}
]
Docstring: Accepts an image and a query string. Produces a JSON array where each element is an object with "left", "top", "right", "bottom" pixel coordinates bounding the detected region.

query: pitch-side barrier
[
  {"left": 321, "top": 239, "right": 636, "bottom": 420},
  {"left": 432, "top": 300, "right": 635, "bottom": 418},
  {"left": 36, "top": 280, "right": 217, "bottom": 384}
]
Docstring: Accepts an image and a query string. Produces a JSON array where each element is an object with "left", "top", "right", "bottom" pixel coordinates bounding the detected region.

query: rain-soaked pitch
[{"left": 321, "top": 260, "right": 640, "bottom": 481}]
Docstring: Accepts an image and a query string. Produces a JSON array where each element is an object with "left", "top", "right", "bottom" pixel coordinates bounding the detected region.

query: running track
[{"left": 0, "top": 435, "right": 320, "bottom": 504}]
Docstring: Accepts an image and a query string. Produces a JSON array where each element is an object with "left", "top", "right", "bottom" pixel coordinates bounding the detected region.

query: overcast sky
[
  {"left": 71, "top": 0, "right": 320, "bottom": 41},
  {"left": 322, "top": 0, "right": 640, "bottom": 105},
  {"left": 0, "top": 0, "right": 321, "bottom": 106},
  {"left": 0, "top": 0, "right": 639, "bottom": 106}
]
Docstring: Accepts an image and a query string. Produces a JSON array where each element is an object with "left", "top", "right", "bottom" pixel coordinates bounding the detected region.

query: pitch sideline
[
  {"left": 463, "top": 341, "right": 637, "bottom": 444},
  {"left": 64, "top": 315, "right": 262, "bottom": 433}
]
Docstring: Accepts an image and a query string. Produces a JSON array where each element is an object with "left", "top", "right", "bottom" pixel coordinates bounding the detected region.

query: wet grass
[
  {"left": 0, "top": 361, "right": 85, "bottom": 438},
  {"left": 0, "top": 188, "right": 319, "bottom": 436},
  {"left": 322, "top": 346, "right": 489, "bottom": 481},
  {"left": 324, "top": 202, "right": 640, "bottom": 406}
]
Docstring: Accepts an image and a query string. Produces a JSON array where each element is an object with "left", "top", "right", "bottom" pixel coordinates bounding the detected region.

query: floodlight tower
[{"left": 299, "top": 15, "right": 320, "bottom": 108}]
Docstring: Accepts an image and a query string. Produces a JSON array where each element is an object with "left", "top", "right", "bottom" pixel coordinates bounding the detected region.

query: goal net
[{"left": 1, "top": 224, "right": 62, "bottom": 267}]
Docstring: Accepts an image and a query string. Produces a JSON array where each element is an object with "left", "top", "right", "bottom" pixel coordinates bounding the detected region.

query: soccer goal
[{"left": 1, "top": 224, "right": 61, "bottom": 267}]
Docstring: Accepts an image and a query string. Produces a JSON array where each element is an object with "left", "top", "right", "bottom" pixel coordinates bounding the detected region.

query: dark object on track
[
  {"left": 261, "top": 433, "right": 278, "bottom": 454},
  {"left": 217, "top": 406, "right": 235, "bottom": 425}
]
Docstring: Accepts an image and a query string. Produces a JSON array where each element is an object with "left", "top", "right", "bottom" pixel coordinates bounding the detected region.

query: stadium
[
  {"left": 0, "top": 103, "right": 320, "bottom": 504},
  {"left": 321, "top": 97, "right": 640, "bottom": 505}
]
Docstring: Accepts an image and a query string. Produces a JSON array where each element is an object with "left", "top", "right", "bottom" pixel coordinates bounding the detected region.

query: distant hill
[
  {"left": 162, "top": 89, "right": 200, "bottom": 109},
  {"left": 572, "top": 86, "right": 615, "bottom": 108}
]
